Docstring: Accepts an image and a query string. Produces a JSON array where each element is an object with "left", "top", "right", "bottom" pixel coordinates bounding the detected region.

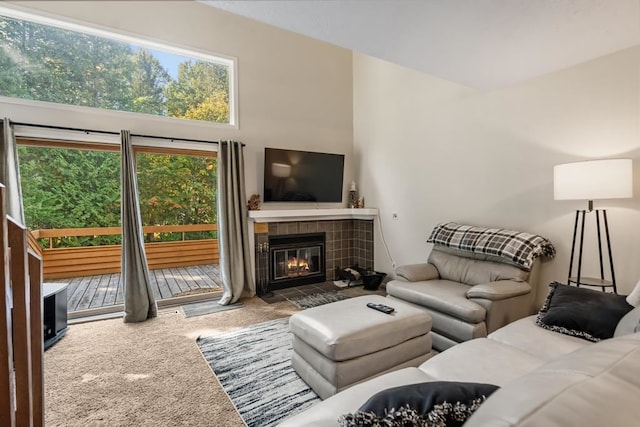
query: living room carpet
[{"left": 197, "top": 318, "right": 319, "bottom": 427}]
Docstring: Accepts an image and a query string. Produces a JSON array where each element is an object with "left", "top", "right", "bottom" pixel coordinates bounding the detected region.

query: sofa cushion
[
  {"left": 614, "top": 305, "right": 640, "bottom": 337},
  {"left": 339, "top": 381, "right": 499, "bottom": 427},
  {"left": 626, "top": 279, "right": 640, "bottom": 307},
  {"left": 386, "top": 279, "right": 486, "bottom": 323},
  {"left": 422, "top": 308, "right": 488, "bottom": 342},
  {"left": 278, "top": 367, "right": 435, "bottom": 427},
  {"left": 489, "top": 315, "right": 589, "bottom": 360},
  {"left": 466, "top": 280, "right": 531, "bottom": 301},
  {"left": 464, "top": 333, "right": 640, "bottom": 427},
  {"left": 395, "top": 263, "right": 440, "bottom": 282},
  {"left": 419, "top": 338, "right": 545, "bottom": 386},
  {"left": 536, "top": 282, "right": 633, "bottom": 342},
  {"left": 428, "top": 249, "right": 528, "bottom": 285}
]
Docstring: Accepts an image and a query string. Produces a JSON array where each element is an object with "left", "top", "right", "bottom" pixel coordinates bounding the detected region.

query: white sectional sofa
[{"left": 279, "top": 305, "right": 640, "bottom": 426}]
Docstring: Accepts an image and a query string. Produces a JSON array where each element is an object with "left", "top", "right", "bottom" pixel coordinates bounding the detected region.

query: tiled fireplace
[
  {"left": 251, "top": 210, "right": 376, "bottom": 294},
  {"left": 268, "top": 232, "right": 326, "bottom": 290}
]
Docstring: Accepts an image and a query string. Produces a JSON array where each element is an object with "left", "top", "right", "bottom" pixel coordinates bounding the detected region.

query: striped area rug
[
  {"left": 286, "top": 291, "right": 349, "bottom": 309},
  {"left": 197, "top": 318, "right": 320, "bottom": 426}
]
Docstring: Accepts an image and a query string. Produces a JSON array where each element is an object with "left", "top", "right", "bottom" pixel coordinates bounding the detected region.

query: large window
[{"left": 0, "top": 8, "right": 235, "bottom": 125}]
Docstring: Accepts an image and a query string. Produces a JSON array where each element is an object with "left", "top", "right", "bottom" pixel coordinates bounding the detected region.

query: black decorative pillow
[
  {"left": 339, "top": 381, "right": 499, "bottom": 427},
  {"left": 536, "top": 281, "right": 633, "bottom": 342}
]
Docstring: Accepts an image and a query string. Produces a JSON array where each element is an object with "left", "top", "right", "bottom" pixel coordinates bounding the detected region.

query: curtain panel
[
  {"left": 121, "top": 130, "right": 157, "bottom": 322},
  {"left": 0, "top": 118, "right": 25, "bottom": 226},
  {"left": 217, "top": 140, "right": 255, "bottom": 305}
]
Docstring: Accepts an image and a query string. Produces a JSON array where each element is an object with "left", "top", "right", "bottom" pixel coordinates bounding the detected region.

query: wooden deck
[{"left": 46, "top": 264, "right": 223, "bottom": 313}]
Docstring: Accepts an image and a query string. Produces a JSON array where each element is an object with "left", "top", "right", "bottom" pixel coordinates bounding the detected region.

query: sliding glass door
[
  {"left": 19, "top": 139, "right": 221, "bottom": 318},
  {"left": 135, "top": 148, "right": 221, "bottom": 302}
]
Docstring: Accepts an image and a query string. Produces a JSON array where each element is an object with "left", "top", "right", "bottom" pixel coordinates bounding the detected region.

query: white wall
[
  {"left": 354, "top": 46, "right": 640, "bottom": 300},
  {"left": 3, "top": 2, "right": 639, "bottom": 300},
  {"left": 1, "top": 1, "right": 354, "bottom": 205}
]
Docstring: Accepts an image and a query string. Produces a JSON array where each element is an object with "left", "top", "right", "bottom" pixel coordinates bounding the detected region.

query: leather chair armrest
[
  {"left": 467, "top": 280, "right": 531, "bottom": 301},
  {"left": 395, "top": 263, "right": 439, "bottom": 282}
]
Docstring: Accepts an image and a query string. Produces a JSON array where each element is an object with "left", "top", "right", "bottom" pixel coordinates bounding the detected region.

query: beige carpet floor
[
  {"left": 44, "top": 296, "right": 297, "bottom": 426},
  {"left": 45, "top": 286, "right": 379, "bottom": 426}
]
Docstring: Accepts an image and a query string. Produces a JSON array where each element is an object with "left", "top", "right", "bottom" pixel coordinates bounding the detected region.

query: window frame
[{"left": 0, "top": 4, "right": 239, "bottom": 129}]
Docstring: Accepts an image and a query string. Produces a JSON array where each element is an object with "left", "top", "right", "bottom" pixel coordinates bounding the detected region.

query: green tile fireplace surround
[{"left": 250, "top": 209, "right": 377, "bottom": 291}]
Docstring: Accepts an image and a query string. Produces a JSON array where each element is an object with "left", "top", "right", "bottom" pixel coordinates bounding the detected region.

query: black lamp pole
[{"left": 567, "top": 200, "right": 617, "bottom": 293}]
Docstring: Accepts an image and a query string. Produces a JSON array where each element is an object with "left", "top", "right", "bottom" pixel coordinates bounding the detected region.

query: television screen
[{"left": 263, "top": 148, "right": 345, "bottom": 202}]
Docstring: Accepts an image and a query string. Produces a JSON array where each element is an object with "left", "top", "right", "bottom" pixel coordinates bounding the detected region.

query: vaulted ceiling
[{"left": 204, "top": 0, "right": 640, "bottom": 90}]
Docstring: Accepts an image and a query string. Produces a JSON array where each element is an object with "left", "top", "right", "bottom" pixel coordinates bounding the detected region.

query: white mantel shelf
[{"left": 248, "top": 208, "right": 377, "bottom": 223}]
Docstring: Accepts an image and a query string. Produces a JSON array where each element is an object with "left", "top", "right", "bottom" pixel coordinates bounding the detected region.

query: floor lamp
[{"left": 553, "top": 159, "right": 633, "bottom": 293}]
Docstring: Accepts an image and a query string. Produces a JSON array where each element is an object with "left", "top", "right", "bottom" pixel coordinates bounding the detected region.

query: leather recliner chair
[{"left": 386, "top": 245, "right": 541, "bottom": 352}]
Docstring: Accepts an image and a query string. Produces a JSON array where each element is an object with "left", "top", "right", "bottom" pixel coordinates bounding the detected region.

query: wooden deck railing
[{"left": 30, "top": 224, "right": 219, "bottom": 279}]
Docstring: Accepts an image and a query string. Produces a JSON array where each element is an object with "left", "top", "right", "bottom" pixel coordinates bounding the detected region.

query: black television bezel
[{"left": 263, "top": 147, "right": 345, "bottom": 203}]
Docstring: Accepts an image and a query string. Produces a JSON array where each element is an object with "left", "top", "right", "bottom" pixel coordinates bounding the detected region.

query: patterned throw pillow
[
  {"left": 536, "top": 282, "right": 633, "bottom": 342},
  {"left": 339, "top": 381, "right": 499, "bottom": 427}
]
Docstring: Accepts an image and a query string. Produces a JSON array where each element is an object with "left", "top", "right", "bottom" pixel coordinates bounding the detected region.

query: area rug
[
  {"left": 286, "top": 291, "right": 349, "bottom": 309},
  {"left": 182, "top": 300, "right": 243, "bottom": 318},
  {"left": 197, "top": 318, "right": 319, "bottom": 427}
]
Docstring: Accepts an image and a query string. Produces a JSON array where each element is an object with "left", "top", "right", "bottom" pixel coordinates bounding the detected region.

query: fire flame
[{"left": 288, "top": 257, "right": 309, "bottom": 271}]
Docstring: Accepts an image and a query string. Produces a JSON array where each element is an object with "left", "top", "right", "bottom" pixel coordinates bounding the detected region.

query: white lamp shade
[
  {"left": 554, "top": 159, "right": 633, "bottom": 201},
  {"left": 271, "top": 162, "right": 291, "bottom": 178}
]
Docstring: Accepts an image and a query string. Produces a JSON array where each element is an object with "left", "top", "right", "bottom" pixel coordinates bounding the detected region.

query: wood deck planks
[
  {"left": 154, "top": 268, "right": 182, "bottom": 297},
  {"left": 67, "top": 275, "right": 92, "bottom": 312},
  {"left": 177, "top": 266, "right": 201, "bottom": 289},
  {"left": 64, "top": 276, "right": 82, "bottom": 300},
  {"left": 192, "top": 264, "right": 221, "bottom": 289},
  {"left": 152, "top": 269, "right": 173, "bottom": 300},
  {"left": 78, "top": 275, "right": 102, "bottom": 310},
  {"left": 168, "top": 268, "right": 191, "bottom": 293},
  {"left": 147, "top": 269, "right": 161, "bottom": 300},
  {"left": 46, "top": 264, "right": 222, "bottom": 313},
  {"left": 89, "top": 274, "right": 112, "bottom": 309},
  {"left": 102, "top": 273, "right": 120, "bottom": 307},
  {"left": 115, "top": 273, "right": 125, "bottom": 305}
]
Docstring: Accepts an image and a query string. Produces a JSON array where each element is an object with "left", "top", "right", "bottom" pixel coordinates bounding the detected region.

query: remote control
[{"left": 366, "top": 302, "right": 395, "bottom": 314}]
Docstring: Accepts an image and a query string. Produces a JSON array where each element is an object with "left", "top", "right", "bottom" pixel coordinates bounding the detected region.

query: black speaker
[{"left": 43, "top": 283, "right": 68, "bottom": 350}]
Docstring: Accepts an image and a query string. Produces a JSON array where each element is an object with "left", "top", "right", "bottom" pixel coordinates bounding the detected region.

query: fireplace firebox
[{"left": 268, "top": 232, "right": 326, "bottom": 290}]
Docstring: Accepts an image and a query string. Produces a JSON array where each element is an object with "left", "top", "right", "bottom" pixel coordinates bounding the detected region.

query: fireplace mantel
[{"left": 248, "top": 208, "right": 377, "bottom": 223}]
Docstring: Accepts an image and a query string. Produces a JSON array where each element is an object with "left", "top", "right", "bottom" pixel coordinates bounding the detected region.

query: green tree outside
[
  {"left": 137, "top": 152, "right": 217, "bottom": 242},
  {"left": 165, "top": 61, "right": 230, "bottom": 123},
  {"left": 130, "top": 49, "right": 171, "bottom": 115},
  {"left": 0, "top": 15, "right": 231, "bottom": 122},
  {"left": 3, "top": 14, "right": 223, "bottom": 246},
  {"left": 18, "top": 146, "right": 122, "bottom": 247}
]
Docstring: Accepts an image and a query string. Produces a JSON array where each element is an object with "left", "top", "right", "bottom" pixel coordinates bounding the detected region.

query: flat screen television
[{"left": 263, "top": 148, "right": 345, "bottom": 202}]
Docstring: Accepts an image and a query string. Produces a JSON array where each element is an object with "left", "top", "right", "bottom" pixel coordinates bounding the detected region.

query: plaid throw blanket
[{"left": 427, "top": 222, "right": 555, "bottom": 270}]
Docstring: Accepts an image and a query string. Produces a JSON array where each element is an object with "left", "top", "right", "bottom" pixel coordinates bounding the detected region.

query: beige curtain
[
  {"left": 121, "top": 130, "right": 157, "bottom": 322},
  {"left": 0, "top": 118, "right": 25, "bottom": 226},
  {"left": 217, "top": 141, "right": 255, "bottom": 305}
]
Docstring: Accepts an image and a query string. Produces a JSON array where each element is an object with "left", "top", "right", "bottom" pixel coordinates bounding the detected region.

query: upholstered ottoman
[{"left": 289, "top": 295, "right": 433, "bottom": 399}]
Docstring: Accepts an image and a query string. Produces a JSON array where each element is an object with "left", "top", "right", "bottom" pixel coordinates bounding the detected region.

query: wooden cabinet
[{"left": 0, "top": 184, "right": 44, "bottom": 427}]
